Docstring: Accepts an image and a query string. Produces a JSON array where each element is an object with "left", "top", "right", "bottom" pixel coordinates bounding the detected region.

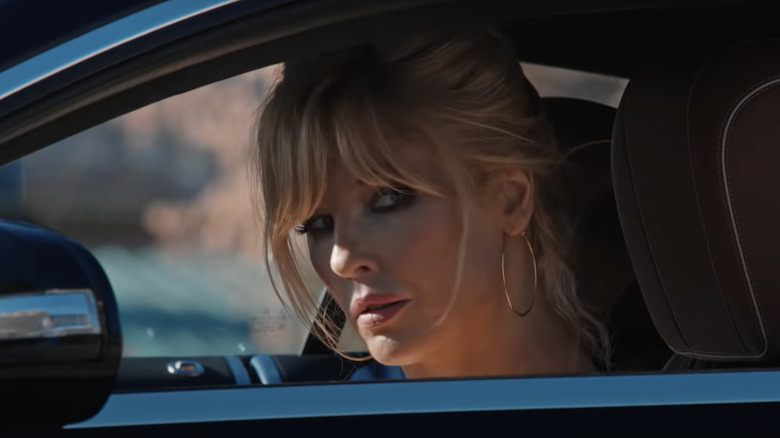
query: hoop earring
[{"left": 501, "top": 231, "right": 537, "bottom": 316}]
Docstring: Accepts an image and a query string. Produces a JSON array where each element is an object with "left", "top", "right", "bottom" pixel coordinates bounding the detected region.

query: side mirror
[
  {"left": 0, "top": 289, "right": 102, "bottom": 362},
  {"left": 0, "top": 221, "right": 122, "bottom": 431}
]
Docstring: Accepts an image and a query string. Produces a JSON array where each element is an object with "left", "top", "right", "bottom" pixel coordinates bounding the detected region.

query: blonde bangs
[
  {"left": 254, "top": 69, "right": 451, "bottom": 353},
  {"left": 327, "top": 80, "right": 446, "bottom": 198},
  {"left": 264, "top": 75, "right": 448, "bottom": 239}
]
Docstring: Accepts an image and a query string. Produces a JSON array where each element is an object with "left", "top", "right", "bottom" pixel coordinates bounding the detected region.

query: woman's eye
[
  {"left": 370, "top": 185, "right": 415, "bottom": 212},
  {"left": 295, "top": 215, "right": 333, "bottom": 235}
]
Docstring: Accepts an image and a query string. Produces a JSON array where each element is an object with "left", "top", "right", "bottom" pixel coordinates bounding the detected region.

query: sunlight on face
[{"left": 299, "top": 145, "right": 509, "bottom": 368}]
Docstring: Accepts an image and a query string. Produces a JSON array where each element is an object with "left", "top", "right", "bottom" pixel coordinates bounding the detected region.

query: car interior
[
  {"left": 2, "top": 0, "right": 780, "bottom": 431},
  {"left": 613, "top": 39, "right": 780, "bottom": 371}
]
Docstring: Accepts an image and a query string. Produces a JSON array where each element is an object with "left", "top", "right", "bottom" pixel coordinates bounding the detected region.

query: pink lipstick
[{"left": 351, "top": 295, "right": 410, "bottom": 328}]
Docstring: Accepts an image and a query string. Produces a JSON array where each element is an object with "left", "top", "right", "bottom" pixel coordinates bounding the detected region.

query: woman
[{"left": 252, "top": 30, "right": 607, "bottom": 378}]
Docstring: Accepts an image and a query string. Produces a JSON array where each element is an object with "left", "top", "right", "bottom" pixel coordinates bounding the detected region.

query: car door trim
[
  {"left": 69, "top": 369, "right": 780, "bottom": 428},
  {"left": 249, "top": 354, "right": 283, "bottom": 385},
  {"left": 224, "top": 355, "right": 252, "bottom": 386}
]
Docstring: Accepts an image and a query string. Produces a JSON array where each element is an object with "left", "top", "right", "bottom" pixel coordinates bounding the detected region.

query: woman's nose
[{"left": 329, "top": 228, "right": 378, "bottom": 279}]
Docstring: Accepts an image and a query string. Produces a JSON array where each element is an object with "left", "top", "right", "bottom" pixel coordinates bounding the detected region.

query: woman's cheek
[{"left": 399, "top": 198, "right": 459, "bottom": 256}]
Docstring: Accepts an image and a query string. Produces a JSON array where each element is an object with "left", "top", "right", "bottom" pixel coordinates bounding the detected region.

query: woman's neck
[{"left": 400, "top": 294, "right": 597, "bottom": 379}]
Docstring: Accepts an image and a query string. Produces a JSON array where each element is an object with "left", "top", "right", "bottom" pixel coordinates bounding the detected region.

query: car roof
[
  {"left": 0, "top": 0, "right": 164, "bottom": 72},
  {"left": 0, "top": 0, "right": 772, "bottom": 165},
  {"left": 0, "top": 0, "right": 758, "bottom": 75}
]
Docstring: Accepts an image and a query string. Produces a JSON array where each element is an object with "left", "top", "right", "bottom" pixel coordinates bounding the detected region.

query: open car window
[
  {"left": 0, "top": 62, "right": 627, "bottom": 363},
  {"left": 5, "top": 67, "right": 321, "bottom": 358}
]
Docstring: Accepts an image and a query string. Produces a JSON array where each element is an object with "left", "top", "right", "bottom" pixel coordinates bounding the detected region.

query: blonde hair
[{"left": 252, "top": 30, "right": 608, "bottom": 365}]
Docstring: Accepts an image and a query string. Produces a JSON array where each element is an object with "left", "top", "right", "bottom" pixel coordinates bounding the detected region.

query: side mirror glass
[{"left": 0, "top": 289, "right": 102, "bottom": 364}]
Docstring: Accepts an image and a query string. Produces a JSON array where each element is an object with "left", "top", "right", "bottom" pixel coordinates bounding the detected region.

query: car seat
[
  {"left": 612, "top": 40, "right": 780, "bottom": 369},
  {"left": 547, "top": 97, "right": 670, "bottom": 372}
]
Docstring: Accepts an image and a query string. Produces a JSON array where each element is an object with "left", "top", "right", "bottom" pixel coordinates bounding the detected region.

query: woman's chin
[{"left": 364, "top": 334, "right": 416, "bottom": 366}]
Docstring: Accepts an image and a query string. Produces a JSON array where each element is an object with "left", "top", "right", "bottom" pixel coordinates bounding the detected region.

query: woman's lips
[{"left": 351, "top": 295, "right": 411, "bottom": 328}]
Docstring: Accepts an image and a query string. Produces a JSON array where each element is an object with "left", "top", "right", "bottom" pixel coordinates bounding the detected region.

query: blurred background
[{"left": 0, "top": 63, "right": 626, "bottom": 358}]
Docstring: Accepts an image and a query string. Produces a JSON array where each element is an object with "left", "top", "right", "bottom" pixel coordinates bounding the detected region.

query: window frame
[
  {"left": 3, "top": 0, "right": 780, "bottom": 430},
  {"left": 70, "top": 369, "right": 780, "bottom": 428}
]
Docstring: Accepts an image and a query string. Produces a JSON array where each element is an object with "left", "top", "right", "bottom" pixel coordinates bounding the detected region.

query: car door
[{"left": 3, "top": 0, "right": 780, "bottom": 435}]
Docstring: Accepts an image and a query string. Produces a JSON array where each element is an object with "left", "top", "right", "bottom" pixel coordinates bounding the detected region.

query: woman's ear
[{"left": 499, "top": 169, "right": 534, "bottom": 237}]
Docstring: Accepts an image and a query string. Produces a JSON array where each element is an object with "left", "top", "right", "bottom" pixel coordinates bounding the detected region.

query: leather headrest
[{"left": 613, "top": 40, "right": 780, "bottom": 361}]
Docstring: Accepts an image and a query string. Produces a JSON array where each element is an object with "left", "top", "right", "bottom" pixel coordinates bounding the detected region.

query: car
[{"left": 2, "top": 0, "right": 780, "bottom": 435}]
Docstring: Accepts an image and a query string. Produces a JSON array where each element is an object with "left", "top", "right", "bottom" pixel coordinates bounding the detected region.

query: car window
[
  {"left": 0, "top": 61, "right": 627, "bottom": 363},
  {"left": 4, "top": 67, "right": 326, "bottom": 358},
  {"left": 522, "top": 63, "right": 628, "bottom": 107}
]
